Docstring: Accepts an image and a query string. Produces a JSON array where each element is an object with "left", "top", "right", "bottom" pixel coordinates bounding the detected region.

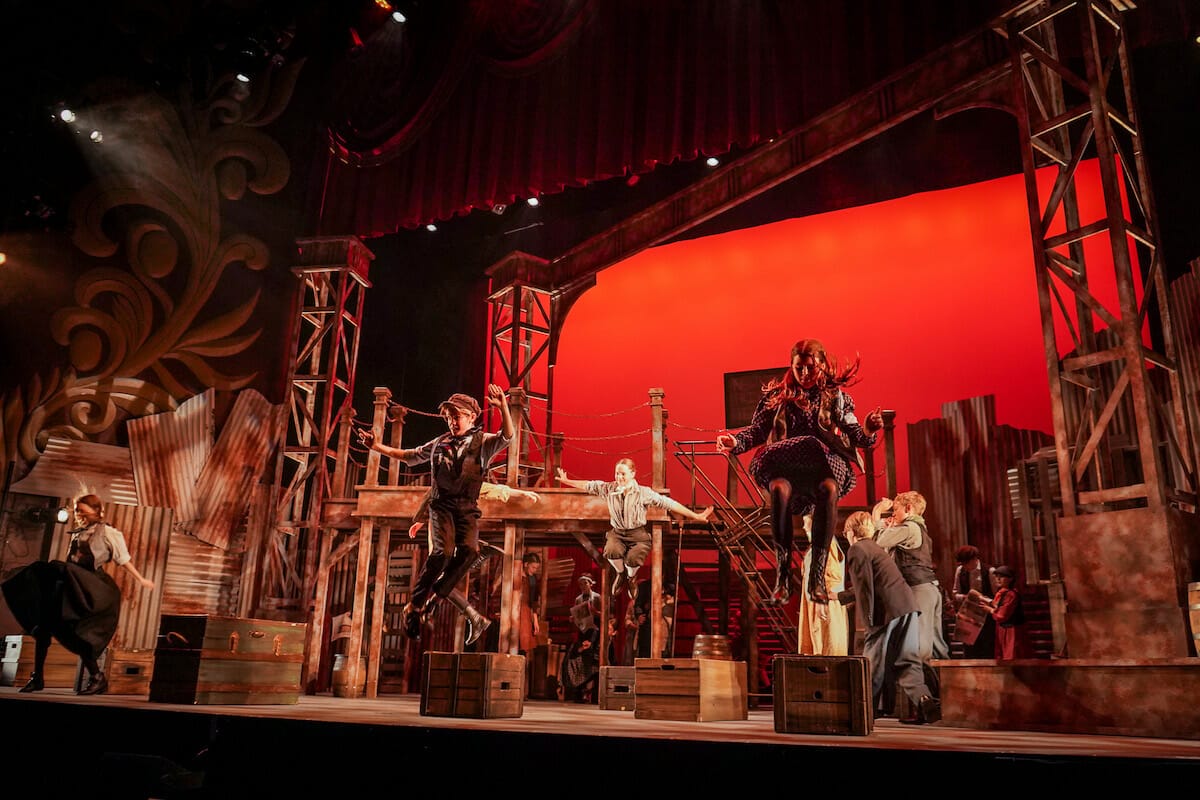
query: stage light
[
  {"left": 706, "top": 157, "right": 720, "bottom": 167},
  {"left": 89, "top": 130, "right": 103, "bottom": 143},
  {"left": 426, "top": 223, "right": 437, "bottom": 232},
  {"left": 392, "top": 11, "right": 406, "bottom": 23},
  {"left": 236, "top": 73, "right": 251, "bottom": 83},
  {"left": 526, "top": 197, "right": 540, "bottom": 207},
  {"left": 0, "top": 253, "right": 7, "bottom": 266},
  {"left": 491, "top": 203, "right": 507, "bottom": 215},
  {"left": 22, "top": 506, "right": 69, "bottom": 526},
  {"left": 59, "top": 108, "right": 76, "bottom": 123}
]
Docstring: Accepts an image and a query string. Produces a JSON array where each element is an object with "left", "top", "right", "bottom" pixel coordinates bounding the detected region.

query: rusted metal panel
[
  {"left": 1168, "top": 263, "right": 1200, "bottom": 478},
  {"left": 9, "top": 437, "right": 139, "bottom": 506},
  {"left": 127, "top": 389, "right": 215, "bottom": 531},
  {"left": 191, "top": 390, "right": 285, "bottom": 550},
  {"left": 907, "top": 417, "right": 968, "bottom": 586},
  {"left": 159, "top": 529, "right": 244, "bottom": 618}
]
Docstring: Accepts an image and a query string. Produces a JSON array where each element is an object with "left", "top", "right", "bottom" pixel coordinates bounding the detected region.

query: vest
[
  {"left": 430, "top": 428, "right": 487, "bottom": 503},
  {"left": 893, "top": 517, "right": 937, "bottom": 587}
]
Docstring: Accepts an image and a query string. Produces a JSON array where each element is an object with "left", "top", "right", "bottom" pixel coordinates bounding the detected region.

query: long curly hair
[{"left": 763, "top": 339, "right": 862, "bottom": 413}]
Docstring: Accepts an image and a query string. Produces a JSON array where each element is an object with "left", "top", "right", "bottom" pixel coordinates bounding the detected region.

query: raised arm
[
  {"left": 357, "top": 428, "right": 420, "bottom": 463},
  {"left": 555, "top": 467, "right": 590, "bottom": 490},
  {"left": 487, "top": 384, "right": 515, "bottom": 441},
  {"left": 664, "top": 497, "right": 714, "bottom": 523}
]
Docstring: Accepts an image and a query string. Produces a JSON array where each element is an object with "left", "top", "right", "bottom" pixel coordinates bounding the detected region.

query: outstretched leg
[
  {"left": 807, "top": 477, "right": 839, "bottom": 604},
  {"left": 768, "top": 478, "right": 794, "bottom": 604}
]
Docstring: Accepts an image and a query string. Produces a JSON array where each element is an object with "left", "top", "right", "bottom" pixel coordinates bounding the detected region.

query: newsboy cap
[{"left": 438, "top": 393, "right": 481, "bottom": 417}]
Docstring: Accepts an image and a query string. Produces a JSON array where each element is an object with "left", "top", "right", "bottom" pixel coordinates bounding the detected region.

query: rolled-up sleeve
[
  {"left": 105, "top": 528, "right": 133, "bottom": 566},
  {"left": 584, "top": 480, "right": 610, "bottom": 496},
  {"left": 479, "top": 430, "right": 512, "bottom": 466},
  {"left": 639, "top": 487, "right": 674, "bottom": 511},
  {"left": 403, "top": 437, "right": 439, "bottom": 466}
]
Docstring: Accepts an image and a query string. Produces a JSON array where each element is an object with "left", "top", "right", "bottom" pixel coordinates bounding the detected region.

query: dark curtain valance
[{"left": 315, "top": 0, "right": 1015, "bottom": 236}]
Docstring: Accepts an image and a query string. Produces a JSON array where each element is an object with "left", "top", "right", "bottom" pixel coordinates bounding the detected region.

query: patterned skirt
[
  {"left": 747, "top": 435, "right": 856, "bottom": 515},
  {"left": 1, "top": 560, "right": 121, "bottom": 660}
]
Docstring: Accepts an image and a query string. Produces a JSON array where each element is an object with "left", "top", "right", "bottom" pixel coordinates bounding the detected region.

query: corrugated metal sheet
[
  {"left": 190, "top": 389, "right": 285, "bottom": 550},
  {"left": 1168, "top": 262, "right": 1200, "bottom": 480},
  {"left": 45, "top": 500, "right": 173, "bottom": 651},
  {"left": 127, "top": 389, "right": 215, "bottom": 530},
  {"left": 159, "top": 529, "right": 244, "bottom": 617},
  {"left": 9, "top": 437, "right": 139, "bottom": 505},
  {"left": 907, "top": 417, "right": 967, "bottom": 587}
]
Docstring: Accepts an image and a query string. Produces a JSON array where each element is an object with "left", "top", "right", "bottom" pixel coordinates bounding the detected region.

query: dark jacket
[{"left": 840, "top": 538, "right": 918, "bottom": 631}]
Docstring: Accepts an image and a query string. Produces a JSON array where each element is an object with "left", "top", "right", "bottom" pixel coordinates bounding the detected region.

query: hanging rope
[{"left": 525, "top": 396, "right": 649, "bottom": 418}]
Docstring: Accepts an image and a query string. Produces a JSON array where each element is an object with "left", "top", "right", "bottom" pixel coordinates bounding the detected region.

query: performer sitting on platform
[
  {"left": 358, "top": 385, "right": 514, "bottom": 646},
  {"left": 555, "top": 460, "right": 712, "bottom": 599},
  {"left": 1, "top": 494, "right": 155, "bottom": 695},
  {"left": 838, "top": 511, "right": 941, "bottom": 725},
  {"left": 717, "top": 338, "right": 882, "bottom": 605}
]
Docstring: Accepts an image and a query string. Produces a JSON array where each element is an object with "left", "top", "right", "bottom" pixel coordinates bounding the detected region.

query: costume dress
[
  {"left": 2, "top": 521, "right": 130, "bottom": 660},
  {"left": 798, "top": 536, "right": 848, "bottom": 655},
  {"left": 729, "top": 386, "right": 877, "bottom": 515}
]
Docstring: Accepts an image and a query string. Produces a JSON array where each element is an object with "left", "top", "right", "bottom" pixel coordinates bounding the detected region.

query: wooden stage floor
[{"left": 3, "top": 689, "right": 1199, "bottom": 796}]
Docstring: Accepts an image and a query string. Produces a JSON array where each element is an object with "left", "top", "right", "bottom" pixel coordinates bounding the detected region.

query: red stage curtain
[{"left": 315, "top": 0, "right": 1013, "bottom": 236}]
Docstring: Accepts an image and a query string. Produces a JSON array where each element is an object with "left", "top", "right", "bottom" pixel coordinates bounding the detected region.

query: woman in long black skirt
[
  {"left": 2, "top": 494, "right": 155, "bottom": 694},
  {"left": 718, "top": 339, "right": 883, "bottom": 605}
]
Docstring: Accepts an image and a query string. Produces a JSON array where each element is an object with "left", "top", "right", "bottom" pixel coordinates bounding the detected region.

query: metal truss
[{"left": 1005, "top": 0, "right": 1196, "bottom": 514}]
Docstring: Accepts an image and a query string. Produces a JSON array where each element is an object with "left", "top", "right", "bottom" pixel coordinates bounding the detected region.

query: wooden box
[
  {"left": 599, "top": 665, "right": 636, "bottom": 710},
  {"left": 103, "top": 648, "right": 155, "bottom": 696},
  {"left": 772, "top": 655, "right": 873, "bottom": 736},
  {"left": 634, "top": 658, "right": 747, "bottom": 722},
  {"left": 1, "top": 635, "right": 79, "bottom": 689},
  {"left": 148, "top": 614, "right": 307, "bottom": 705},
  {"left": 420, "top": 652, "right": 525, "bottom": 719}
]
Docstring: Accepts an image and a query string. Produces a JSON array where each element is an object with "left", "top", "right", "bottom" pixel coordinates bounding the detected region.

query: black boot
[
  {"left": 770, "top": 545, "right": 792, "bottom": 605},
  {"left": 78, "top": 671, "right": 108, "bottom": 696},
  {"left": 807, "top": 544, "right": 829, "bottom": 605},
  {"left": 19, "top": 673, "right": 43, "bottom": 693},
  {"left": 402, "top": 602, "right": 424, "bottom": 639}
]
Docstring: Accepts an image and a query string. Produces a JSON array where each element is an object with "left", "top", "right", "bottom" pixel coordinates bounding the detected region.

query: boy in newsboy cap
[{"left": 359, "top": 384, "right": 514, "bottom": 645}]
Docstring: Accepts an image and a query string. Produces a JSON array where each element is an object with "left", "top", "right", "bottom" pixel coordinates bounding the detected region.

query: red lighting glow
[{"left": 551, "top": 160, "right": 1118, "bottom": 501}]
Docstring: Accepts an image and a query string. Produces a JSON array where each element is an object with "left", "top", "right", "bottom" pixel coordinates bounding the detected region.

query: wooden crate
[
  {"left": 598, "top": 665, "right": 636, "bottom": 710},
  {"left": 0, "top": 635, "right": 80, "bottom": 689},
  {"left": 148, "top": 614, "right": 307, "bottom": 705},
  {"left": 772, "top": 655, "right": 873, "bottom": 736},
  {"left": 420, "top": 652, "right": 525, "bottom": 719},
  {"left": 104, "top": 648, "right": 155, "bottom": 696},
  {"left": 634, "top": 658, "right": 747, "bottom": 722}
]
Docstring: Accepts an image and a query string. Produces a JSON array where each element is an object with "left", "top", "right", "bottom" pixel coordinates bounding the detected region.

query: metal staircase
[{"left": 673, "top": 440, "right": 798, "bottom": 653}]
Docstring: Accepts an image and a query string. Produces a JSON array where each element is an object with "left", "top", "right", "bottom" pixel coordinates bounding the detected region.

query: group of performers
[{"left": 0, "top": 337, "right": 937, "bottom": 721}]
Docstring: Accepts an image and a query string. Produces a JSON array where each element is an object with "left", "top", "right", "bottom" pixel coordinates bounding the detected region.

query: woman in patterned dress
[{"left": 717, "top": 339, "right": 882, "bottom": 604}]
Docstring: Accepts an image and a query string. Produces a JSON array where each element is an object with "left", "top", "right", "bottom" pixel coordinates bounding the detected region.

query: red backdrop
[{"left": 549, "top": 160, "right": 1123, "bottom": 506}]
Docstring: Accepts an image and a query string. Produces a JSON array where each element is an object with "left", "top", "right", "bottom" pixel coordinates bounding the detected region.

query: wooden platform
[{"left": 2, "top": 687, "right": 1198, "bottom": 795}]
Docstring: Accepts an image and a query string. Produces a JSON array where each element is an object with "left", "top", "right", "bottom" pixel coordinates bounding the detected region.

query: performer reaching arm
[
  {"left": 356, "top": 384, "right": 514, "bottom": 645},
  {"left": 556, "top": 460, "right": 712, "bottom": 599},
  {"left": 717, "top": 338, "right": 882, "bottom": 605}
]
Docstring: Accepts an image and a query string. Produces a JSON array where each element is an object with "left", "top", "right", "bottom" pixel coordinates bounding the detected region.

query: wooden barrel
[
  {"left": 692, "top": 634, "right": 732, "bottom": 660},
  {"left": 1189, "top": 583, "right": 1200, "bottom": 656},
  {"left": 332, "top": 654, "right": 367, "bottom": 697}
]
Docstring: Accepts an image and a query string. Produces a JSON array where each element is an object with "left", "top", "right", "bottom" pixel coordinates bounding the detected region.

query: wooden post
[
  {"left": 386, "top": 405, "right": 407, "bottom": 486},
  {"left": 366, "top": 387, "right": 391, "bottom": 487},
  {"left": 882, "top": 410, "right": 897, "bottom": 497},
  {"left": 506, "top": 387, "right": 526, "bottom": 486},
  {"left": 649, "top": 388, "right": 666, "bottom": 490},
  {"left": 345, "top": 515, "right": 374, "bottom": 697}
]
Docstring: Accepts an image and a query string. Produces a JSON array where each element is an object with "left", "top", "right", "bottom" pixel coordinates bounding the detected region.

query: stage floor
[{"left": 3, "top": 688, "right": 1199, "bottom": 795}]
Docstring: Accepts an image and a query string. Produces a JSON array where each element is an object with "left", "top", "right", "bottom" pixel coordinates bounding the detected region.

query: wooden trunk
[
  {"left": 772, "top": 655, "right": 873, "bottom": 736},
  {"left": 104, "top": 648, "right": 155, "bottom": 696},
  {"left": 419, "top": 652, "right": 525, "bottom": 719},
  {"left": 598, "top": 665, "right": 636, "bottom": 711},
  {"left": 634, "top": 658, "right": 747, "bottom": 722},
  {"left": 148, "top": 614, "right": 307, "bottom": 705},
  {"left": 1, "top": 635, "right": 79, "bottom": 689}
]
